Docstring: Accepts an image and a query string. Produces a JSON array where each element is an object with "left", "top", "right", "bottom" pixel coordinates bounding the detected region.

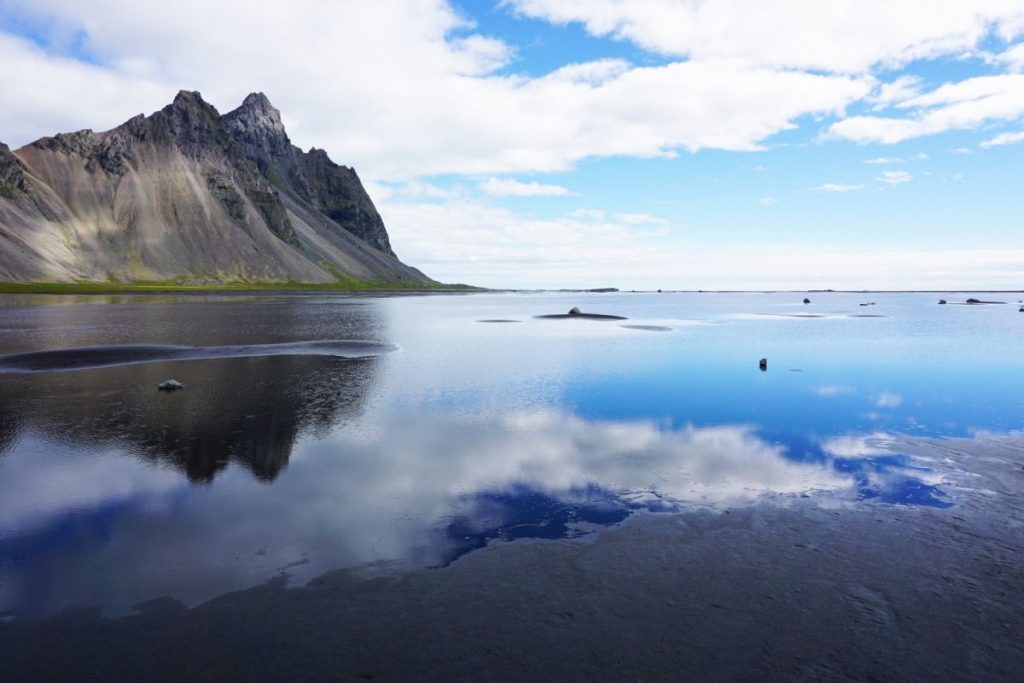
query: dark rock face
[
  {"left": 0, "top": 143, "right": 26, "bottom": 196},
  {"left": 222, "top": 93, "right": 393, "bottom": 255},
  {"left": 0, "top": 90, "right": 428, "bottom": 284}
]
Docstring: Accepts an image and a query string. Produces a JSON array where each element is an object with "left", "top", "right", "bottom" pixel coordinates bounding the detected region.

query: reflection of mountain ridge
[{"left": 0, "top": 354, "right": 377, "bottom": 482}]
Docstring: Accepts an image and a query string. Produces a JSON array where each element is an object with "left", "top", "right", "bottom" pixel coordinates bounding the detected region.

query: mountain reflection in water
[
  {"left": 0, "top": 404, "right": 944, "bottom": 618},
  {"left": 4, "top": 290, "right": 1016, "bottom": 620},
  {"left": 0, "top": 355, "right": 376, "bottom": 482}
]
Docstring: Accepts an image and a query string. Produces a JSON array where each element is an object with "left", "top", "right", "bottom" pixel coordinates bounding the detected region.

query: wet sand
[
  {"left": 1, "top": 435, "right": 1020, "bottom": 682},
  {"left": 535, "top": 313, "right": 628, "bottom": 320},
  {"left": 620, "top": 324, "right": 673, "bottom": 331},
  {"left": 0, "top": 340, "right": 397, "bottom": 373}
]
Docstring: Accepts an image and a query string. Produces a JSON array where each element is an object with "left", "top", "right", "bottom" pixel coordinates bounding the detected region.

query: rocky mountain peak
[{"left": 223, "top": 92, "right": 290, "bottom": 154}]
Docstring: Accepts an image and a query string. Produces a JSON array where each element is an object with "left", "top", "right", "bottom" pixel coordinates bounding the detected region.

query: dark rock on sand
[
  {"left": 158, "top": 379, "right": 185, "bottom": 392},
  {"left": 962, "top": 298, "right": 1006, "bottom": 305},
  {"left": 803, "top": 298, "right": 811, "bottom": 304},
  {"left": 569, "top": 307, "right": 581, "bottom": 315},
  {"left": 536, "top": 311, "right": 628, "bottom": 321},
  {"left": 759, "top": 358, "right": 767, "bottom": 371},
  {"left": 938, "top": 299, "right": 947, "bottom": 305}
]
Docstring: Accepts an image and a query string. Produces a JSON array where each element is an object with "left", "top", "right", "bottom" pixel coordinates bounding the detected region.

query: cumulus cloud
[
  {"left": 616, "top": 212, "right": 668, "bottom": 225},
  {"left": 980, "top": 130, "right": 1024, "bottom": 147},
  {"left": 380, "top": 195, "right": 1024, "bottom": 288},
  {"left": 864, "top": 156, "right": 904, "bottom": 164},
  {"left": 481, "top": 177, "right": 574, "bottom": 197},
  {"left": 504, "top": 0, "right": 1024, "bottom": 73},
  {"left": 827, "top": 74, "right": 1024, "bottom": 144},
  {"left": 878, "top": 170, "right": 912, "bottom": 186},
  {"left": 0, "top": 0, "right": 871, "bottom": 180},
  {"left": 758, "top": 196, "right": 779, "bottom": 206},
  {"left": 816, "top": 183, "right": 865, "bottom": 192}
]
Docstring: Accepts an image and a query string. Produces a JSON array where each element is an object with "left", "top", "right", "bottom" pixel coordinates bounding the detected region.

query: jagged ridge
[{"left": 0, "top": 90, "right": 430, "bottom": 285}]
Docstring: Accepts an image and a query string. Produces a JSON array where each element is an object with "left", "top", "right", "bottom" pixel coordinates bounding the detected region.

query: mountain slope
[{"left": 0, "top": 91, "right": 431, "bottom": 285}]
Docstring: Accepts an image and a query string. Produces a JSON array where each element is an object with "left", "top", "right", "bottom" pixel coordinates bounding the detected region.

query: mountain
[{"left": 0, "top": 91, "right": 432, "bottom": 286}]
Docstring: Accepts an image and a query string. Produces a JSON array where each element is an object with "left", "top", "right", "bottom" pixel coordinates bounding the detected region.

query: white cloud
[
  {"left": 758, "top": 196, "right": 779, "bottom": 206},
  {"left": 827, "top": 74, "right": 1024, "bottom": 144},
  {"left": 616, "top": 212, "right": 668, "bottom": 225},
  {"left": 505, "top": 0, "right": 1024, "bottom": 73},
  {"left": 952, "top": 147, "right": 972, "bottom": 154},
  {"left": 481, "top": 177, "right": 574, "bottom": 197},
  {"left": 0, "top": 1, "right": 872, "bottom": 180},
  {"left": 381, "top": 196, "right": 1024, "bottom": 289},
  {"left": 864, "top": 156, "right": 904, "bottom": 164},
  {"left": 878, "top": 170, "right": 912, "bottom": 186},
  {"left": 980, "top": 130, "right": 1024, "bottom": 147},
  {"left": 816, "top": 183, "right": 865, "bottom": 192},
  {"left": 991, "top": 41, "right": 1024, "bottom": 72},
  {"left": 867, "top": 75, "right": 923, "bottom": 109},
  {"left": 568, "top": 208, "right": 606, "bottom": 220}
]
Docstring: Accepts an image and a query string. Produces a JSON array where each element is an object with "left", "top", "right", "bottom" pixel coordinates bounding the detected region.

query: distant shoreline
[
  {"left": 0, "top": 284, "right": 1020, "bottom": 296},
  {"left": 0, "top": 282, "right": 482, "bottom": 295}
]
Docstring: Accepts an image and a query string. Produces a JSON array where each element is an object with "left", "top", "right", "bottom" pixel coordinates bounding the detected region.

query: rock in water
[
  {"left": 938, "top": 299, "right": 947, "bottom": 305},
  {"left": 803, "top": 298, "right": 811, "bottom": 304},
  {"left": 568, "top": 307, "right": 581, "bottom": 315},
  {"left": 158, "top": 379, "right": 185, "bottom": 392},
  {"left": 759, "top": 358, "right": 768, "bottom": 371}
]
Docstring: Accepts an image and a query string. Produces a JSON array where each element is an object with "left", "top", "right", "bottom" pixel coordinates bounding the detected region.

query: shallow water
[{"left": 0, "top": 291, "right": 1022, "bottom": 618}]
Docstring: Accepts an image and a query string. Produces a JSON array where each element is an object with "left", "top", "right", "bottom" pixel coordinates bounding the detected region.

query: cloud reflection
[{"left": 1, "top": 410, "right": 868, "bottom": 618}]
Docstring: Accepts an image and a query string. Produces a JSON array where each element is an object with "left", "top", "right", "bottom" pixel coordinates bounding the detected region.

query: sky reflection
[
  {"left": 1, "top": 408, "right": 944, "bottom": 618},
  {"left": 2, "top": 291, "right": 1019, "bottom": 618}
]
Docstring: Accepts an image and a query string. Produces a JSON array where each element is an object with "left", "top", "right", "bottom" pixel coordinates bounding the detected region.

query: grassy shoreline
[{"left": 0, "top": 281, "right": 484, "bottom": 295}]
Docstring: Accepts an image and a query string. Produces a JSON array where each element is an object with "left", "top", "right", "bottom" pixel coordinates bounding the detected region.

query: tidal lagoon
[{"left": 0, "top": 291, "right": 1022, "bottom": 680}]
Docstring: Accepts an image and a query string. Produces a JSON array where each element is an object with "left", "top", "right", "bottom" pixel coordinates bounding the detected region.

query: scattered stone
[
  {"left": 859, "top": 302, "right": 876, "bottom": 306},
  {"left": 158, "top": 379, "right": 184, "bottom": 392},
  {"left": 568, "top": 307, "right": 581, "bottom": 315},
  {"left": 803, "top": 298, "right": 811, "bottom": 304},
  {"left": 1019, "top": 307, "right": 1024, "bottom": 313},
  {"left": 938, "top": 299, "right": 947, "bottom": 305},
  {"left": 966, "top": 298, "right": 980, "bottom": 304},
  {"left": 759, "top": 358, "right": 767, "bottom": 371}
]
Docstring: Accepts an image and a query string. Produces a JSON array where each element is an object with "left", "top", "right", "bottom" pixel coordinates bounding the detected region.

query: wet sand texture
[
  {"left": 0, "top": 340, "right": 397, "bottom": 373},
  {"left": 1, "top": 435, "right": 1020, "bottom": 682}
]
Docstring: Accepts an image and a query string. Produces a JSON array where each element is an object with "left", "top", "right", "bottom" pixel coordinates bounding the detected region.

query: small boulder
[
  {"left": 803, "top": 298, "right": 811, "bottom": 304},
  {"left": 568, "top": 307, "right": 581, "bottom": 315},
  {"left": 1019, "top": 307, "right": 1024, "bottom": 313},
  {"left": 158, "top": 379, "right": 184, "bottom": 392},
  {"left": 759, "top": 358, "right": 767, "bottom": 371},
  {"left": 966, "top": 298, "right": 981, "bottom": 304},
  {"left": 938, "top": 299, "right": 947, "bottom": 305}
]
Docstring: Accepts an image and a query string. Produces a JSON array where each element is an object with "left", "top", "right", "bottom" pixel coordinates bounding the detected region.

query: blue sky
[{"left": 1, "top": 0, "right": 1023, "bottom": 289}]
